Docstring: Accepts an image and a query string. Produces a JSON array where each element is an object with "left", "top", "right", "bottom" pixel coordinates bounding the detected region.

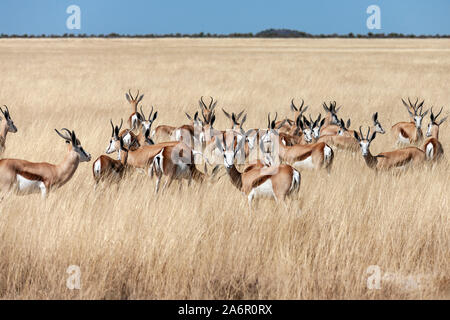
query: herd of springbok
[{"left": 0, "top": 93, "right": 446, "bottom": 208}]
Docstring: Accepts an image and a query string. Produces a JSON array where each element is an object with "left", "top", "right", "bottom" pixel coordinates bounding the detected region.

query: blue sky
[{"left": 0, "top": 0, "right": 449, "bottom": 35}]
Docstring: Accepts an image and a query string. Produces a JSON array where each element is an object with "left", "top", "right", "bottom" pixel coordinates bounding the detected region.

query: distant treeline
[{"left": 1, "top": 29, "right": 449, "bottom": 39}]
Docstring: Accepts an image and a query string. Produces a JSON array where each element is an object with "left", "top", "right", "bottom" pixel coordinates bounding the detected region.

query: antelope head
[
  {"left": 106, "top": 119, "right": 123, "bottom": 154},
  {"left": 322, "top": 101, "right": 341, "bottom": 125},
  {"left": 215, "top": 134, "right": 244, "bottom": 169},
  {"left": 299, "top": 116, "right": 313, "bottom": 143},
  {"left": 310, "top": 114, "right": 325, "bottom": 139},
  {"left": 55, "top": 128, "right": 91, "bottom": 162},
  {"left": 354, "top": 126, "right": 377, "bottom": 157},
  {"left": 402, "top": 97, "right": 428, "bottom": 129},
  {"left": 0, "top": 105, "right": 17, "bottom": 133},
  {"left": 290, "top": 98, "right": 308, "bottom": 120},
  {"left": 338, "top": 118, "right": 351, "bottom": 136},
  {"left": 372, "top": 112, "right": 385, "bottom": 134},
  {"left": 222, "top": 108, "right": 246, "bottom": 130},
  {"left": 139, "top": 105, "right": 158, "bottom": 134},
  {"left": 259, "top": 113, "right": 280, "bottom": 154},
  {"left": 427, "top": 107, "right": 447, "bottom": 137},
  {"left": 199, "top": 96, "right": 217, "bottom": 125}
]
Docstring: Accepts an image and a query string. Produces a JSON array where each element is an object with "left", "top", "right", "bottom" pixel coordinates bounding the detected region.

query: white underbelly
[
  {"left": 398, "top": 133, "right": 410, "bottom": 144},
  {"left": 16, "top": 174, "right": 45, "bottom": 194},
  {"left": 293, "top": 156, "right": 315, "bottom": 169},
  {"left": 252, "top": 178, "right": 275, "bottom": 199}
]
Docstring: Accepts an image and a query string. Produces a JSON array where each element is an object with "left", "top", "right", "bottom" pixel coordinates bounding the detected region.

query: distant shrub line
[{"left": 1, "top": 29, "right": 448, "bottom": 39}]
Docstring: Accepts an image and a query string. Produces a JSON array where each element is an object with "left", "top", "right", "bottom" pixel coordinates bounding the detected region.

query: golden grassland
[{"left": 0, "top": 38, "right": 448, "bottom": 299}]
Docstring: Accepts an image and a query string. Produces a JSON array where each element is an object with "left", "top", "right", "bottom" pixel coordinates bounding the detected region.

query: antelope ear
[
  {"left": 71, "top": 131, "right": 77, "bottom": 145},
  {"left": 276, "top": 119, "right": 287, "bottom": 129},
  {"left": 152, "top": 111, "right": 158, "bottom": 121},
  {"left": 353, "top": 131, "right": 360, "bottom": 141},
  {"left": 185, "top": 112, "right": 192, "bottom": 120},
  {"left": 422, "top": 109, "right": 429, "bottom": 117},
  {"left": 194, "top": 111, "right": 198, "bottom": 120},
  {"left": 340, "top": 118, "right": 345, "bottom": 128},
  {"left": 373, "top": 112, "right": 378, "bottom": 122},
  {"left": 346, "top": 119, "right": 351, "bottom": 128},
  {"left": 222, "top": 108, "right": 231, "bottom": 119},
  {"left": 302, "top": 106, "right": 309, "bottom": 114},
  {"left": 231, "top": 113, "right": 236, "bottom": 124},
  {"left": 322, "top": 103, "right": 329, "bottom": 112},
  {"left": 303, "top": 117, "right": 310, "bottom": 127},
  {"left": 240, "top": 114, "right": 247, "bottom": 127},
  {"left": 298, "top": 118, "right": 304, "bottom": 130},
  {"left": 370, "top": 131, "right": 377, "bottom": 142},
  {"left": 438, "top": 116, "right": 448, "bottom": 126},
  {"left": 125, "top": 93, "right": 131, "bottom": 103},
  {"left": 402, "top": 99, "right": 414, "bottom": 117},
  {"left": 137, "top": 94, "right": 144, "bottom": 103},
  {"left": 210, "top": 114, "right": 216, "bottom": 127},
  {"left": 319, "top": 118, "right": 325, "bottom": 127},
  {"left": 271, "top": 120, "right": 276, "bottom": 130}
]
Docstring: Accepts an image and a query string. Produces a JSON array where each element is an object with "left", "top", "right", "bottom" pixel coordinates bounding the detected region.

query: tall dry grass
[{"left": 0, "top": 38, "right": 448, "bottom": 299}]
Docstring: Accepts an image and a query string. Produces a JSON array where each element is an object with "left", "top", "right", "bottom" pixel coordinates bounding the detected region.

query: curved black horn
[
  {"left": 110, "top": 119, "right": 115, "bottom": 136},
  {"left": 140, "top": 106, "right": 146, "bottom": 121},
  {"left": 291, "top": 98, "right": 298, "bottom": 111},
  {"left": 148, "top": 105, "right": 154, "bottom": 120}
]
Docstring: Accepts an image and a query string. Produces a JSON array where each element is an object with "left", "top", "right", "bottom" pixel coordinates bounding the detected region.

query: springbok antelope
[
  {"left": 0, "top": 105, "right": 18, "bottom": 155},
  {"left": 125, "top": 89, "right": 144, "bottom": 130},
  {"left": 222, "top": 108, "right": 246, "bottom": 130},
  {"left": 151, "top": 142, "right": 208, "bottom": 192},
  {"left": 276, "top": 99, "right": 309, "bottom": 133},
  {"left": 422, "top": 107, "right": 447, "bottom": 161},
  {"left": 322, "top": 101, "right": 341, "bottom": 127},
  {"left": 199, "top": 96, "right": 217, "bottom": 125},
  {"left": 371, "top": 112, "right": 386, "bottom": 135},
  {"left": 93, "top": 135, "right": 129, "bottom": 186},
  {"left": 262, "top": 114, "right": 334, "bottom": 172},
  {"left": 296, "top": 115, "right": 324, "bottom": 144},
  {"left": 152, "top": 111, "right": 201, "bottom": 145},
  {"left": 107, "top": 120, "right": 182, "bottom": 175},
  {"left": 316, "top": 119, "right": 359, "bottom": 152},
  {"left": 122, "top": 106, "right": 157, "bottom": 147},
  {"left": 391, "top": 98, "right": 428, "bottom": 145},
  {"left": 215, "top": 137, "right": 301, "bottom": 209},
  {"left": 0, "top": 129, "right": 91, "bottom": 198},
  {"left": 354, "top": 127, "right": 426, "bottom": 170}
]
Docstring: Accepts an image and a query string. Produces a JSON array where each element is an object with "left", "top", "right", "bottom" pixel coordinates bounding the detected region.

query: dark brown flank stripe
[
  {"left": 17, "top": 170, "right": 44, "bottom": 182},
  {"left": 293, "top": 150, "right": 312, "bottom": 162},
  {"left": 251, "top": 175, "right": 271, "bottom": 189}
]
